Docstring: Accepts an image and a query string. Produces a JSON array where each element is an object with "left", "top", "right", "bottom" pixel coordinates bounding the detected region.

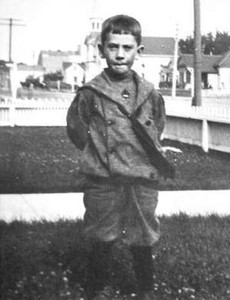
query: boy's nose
[{"left": 116, "top": 47, "right": 125, "bottom": 59}]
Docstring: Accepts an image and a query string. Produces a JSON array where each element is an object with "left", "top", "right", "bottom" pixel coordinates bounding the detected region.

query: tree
[
  {"left": 179, "top": 31, "right": 230, "bottom": 55},
  {"left": 20, "top": 75, "right": 47, "bottom": 89},
  {"left": 43, "top": 71, "right": 63, "bottom": 82}
]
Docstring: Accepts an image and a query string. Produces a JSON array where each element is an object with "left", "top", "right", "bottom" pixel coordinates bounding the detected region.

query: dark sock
[
  {"left": 85, "top": 241, "right": 113, "bottom": 298},
  {"left": 131, "top": 246, "right": 154, "bottom": 292}
]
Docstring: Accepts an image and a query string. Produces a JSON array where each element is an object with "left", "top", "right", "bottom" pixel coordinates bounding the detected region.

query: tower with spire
[{"left": 84, "top": 1, "right": 103, "bottom": 81}]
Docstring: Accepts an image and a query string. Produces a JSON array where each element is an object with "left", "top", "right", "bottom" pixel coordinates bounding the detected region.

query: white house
[
  {"left": 63, "top": 62, "right": 85, "bottom": 88},
  {"left": 136, "top": 36, "right": 176, "bottom": 87},
  {"left": 177, "top": 51, "right": 230, "bottom": 90},
  {"left": 215, "top": 50, "right": 230, "bottom": 89}
]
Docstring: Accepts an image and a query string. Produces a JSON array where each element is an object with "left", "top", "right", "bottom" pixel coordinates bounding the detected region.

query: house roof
[
  {"left": 39, "top": 49, "right": 81, "bottom": 57},
  {"left": 63, "top": 62, "right": 72, "bottom": 70},
  {"left": 142, "top": 37, "right": 175, "bottom": 56},
  {"left": 84, "top": 34, "right": 175, "bottom": 56},
  {"left": 38, "top": 49, "right": 81, "bottom": 73},
  {"left": 178, "top": 54, "right": 222, "bottom": 73},
  {"left": 63, "top": 62, "right": 85, "bottom": 71},
  {"left": 17, "top": 63, "right": 45, "bottom": 72},
  {"left": 216, "top": 50, "right": 230, "bottom": 68}
]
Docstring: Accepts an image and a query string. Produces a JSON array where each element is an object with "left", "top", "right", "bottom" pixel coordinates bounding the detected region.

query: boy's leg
[
  {"left": 85, "top": 240, "right": 113, "bottom": 298},
  {"left": 131, "top": 246, "right": 154, "bottom": 293},
  {"left": 82, "top": 181, "right": 124, "bottom": 298},
  {"left": 122, "top": 183, "right": 160, "bottom": 298}
]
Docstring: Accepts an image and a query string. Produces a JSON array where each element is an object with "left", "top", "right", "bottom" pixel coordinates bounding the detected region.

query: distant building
[
  {"left": 84, "top": 17, "right": 103, "bottom": 82},
  {"left": 63, "top": 62, "right": 85, "bottom": 88},
  {"left": 215, "top": 50, "right": 230, "bottom": 89},
  {"left": 0, "top": 61, "right": 45, "bottom": 91},
  {"left": 0, "top": 61, "right": 10, "bottom": 91},
  {"left": 137, "top": 36, "right": 176, "bottom": 87},
  {"left": 17, "top": 63, "right": 45, "bottom": 85},
  {"left": 37, "top": 48, "right": 82, "bottom": 73},
  {"left": 177, "top": 53, "right": 230, "bottom": 90}
]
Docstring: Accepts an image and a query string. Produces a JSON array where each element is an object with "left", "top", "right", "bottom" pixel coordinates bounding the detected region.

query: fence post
[{"left": 202, "top": 119, "right": 209, "bottom": 152}]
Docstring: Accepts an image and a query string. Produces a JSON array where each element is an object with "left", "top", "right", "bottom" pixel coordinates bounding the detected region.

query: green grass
[
  {"left": 0, "top": 215, "right": 230, "bottom": 299},
  {"left": 0, "top": 126, "right": 230, "bottom": 193}
]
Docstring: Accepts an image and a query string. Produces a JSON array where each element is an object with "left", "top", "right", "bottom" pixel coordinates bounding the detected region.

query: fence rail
[
  {"left": 0, "top": 97, "right": 71, "bottom": 126},
  {"left": 1, "top": 96, "right": 230, "bottom": 153},
  {"left": 165, "top": 101, "right": 230, "bottom": 124},
  {"left": 202, "top": 89, "right": 230, "bottom": 98}
]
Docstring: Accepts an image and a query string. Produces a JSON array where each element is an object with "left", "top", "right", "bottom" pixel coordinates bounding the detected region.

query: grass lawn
[
  {"left": 0, "top": 126, "right": 230, "bottom": 193},
  {"left": 0, "top": 126, "right": 230, "bottom": 299},
  {"left": 0, "top": 215, "right": 230, "bottom": 300}
]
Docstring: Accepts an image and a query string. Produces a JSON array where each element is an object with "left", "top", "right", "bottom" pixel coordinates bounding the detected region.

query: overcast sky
[{"left": 0, "top": 0, "right": 229, "bottom": 64}]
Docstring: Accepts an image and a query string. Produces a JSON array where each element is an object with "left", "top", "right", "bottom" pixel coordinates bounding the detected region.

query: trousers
[{"left": 83, "top": 179, "right": 160, "bottom": 246}]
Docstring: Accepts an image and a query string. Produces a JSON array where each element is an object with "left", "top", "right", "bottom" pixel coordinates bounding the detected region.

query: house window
[{"left": 74, "top": 76, "right": 77, "bottom": 83}]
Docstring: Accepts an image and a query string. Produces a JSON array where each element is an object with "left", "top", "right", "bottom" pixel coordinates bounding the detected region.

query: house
[
  {"left": 137, "top": 36, "right": 176, "bottom": 87},
  {"left": 38, "top": 49, "right": 82, "bottom": 73},
  {"left": 17, "top": 63, "right": 45, "bottom": 86},
  {"left": 177, "top": 52, "right": 230, "bottom": 90},
  {"left": 0, "top": 60, "right": 10, "bottom": 92},
  {"left": 62, "top": 62, "right": 85, "bottom": 88},
  {"left": 0, "top": 61, "right": 45, "bottom": 91},
  {"left": 215, "top": 50, "right": 230, "bottom": 89}
]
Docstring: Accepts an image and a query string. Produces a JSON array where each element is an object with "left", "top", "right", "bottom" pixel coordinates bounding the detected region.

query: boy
[{"left": 67, "top": 14, "right": 174, "bottom": 300}]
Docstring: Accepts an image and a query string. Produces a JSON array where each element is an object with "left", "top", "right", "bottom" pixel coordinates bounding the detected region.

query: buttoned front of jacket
[{"left": 66, "top": 70, "right": 166, "bottom": 182}]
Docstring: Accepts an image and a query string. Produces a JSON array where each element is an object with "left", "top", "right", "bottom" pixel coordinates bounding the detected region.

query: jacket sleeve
[
  {"left": 154, "top": 93, "right": 166, "bottom": 140},
  {"left": 66, "top": 90, "right": 92, "bottom": 150}
]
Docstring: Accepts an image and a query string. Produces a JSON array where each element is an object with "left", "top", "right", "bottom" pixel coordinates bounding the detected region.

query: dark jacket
[{"left": 67, "top": 70, "right": 166, "bottom": 182}]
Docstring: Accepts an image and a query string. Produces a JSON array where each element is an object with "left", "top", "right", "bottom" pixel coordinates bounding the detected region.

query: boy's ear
[
  {"left": 98, "top": 44, "right": 104, "bottom": 58},
  {"left": 137, "top": 44, "right": 144, "bottom": 54}
]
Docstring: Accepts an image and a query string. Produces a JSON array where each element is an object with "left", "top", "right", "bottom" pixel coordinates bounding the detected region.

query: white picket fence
[
  {"left": 1, "top": 96, "right": 230, "bottom": 153},
  {"left": 164, "top": 100, "right": 230, "bottom": 153},
  {"left": 0, "top": 97, "right": 71, "bottom": 126},
  {"left": 1, "top": 96, "right": 230, "bottom": 126},
  {"left": 202, "top": 89, "right": 230, "bottom": 98},
  {"left": 165, "top": 100, "right": 230, "bottom": 124}
]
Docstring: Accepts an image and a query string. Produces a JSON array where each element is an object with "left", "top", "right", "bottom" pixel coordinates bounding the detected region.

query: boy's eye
[
  {"left": 108, "top": 44, "right": 118, "bottom": 50},
  {"left": 124, "top": 45, "right": 133, "bottom": 50}
]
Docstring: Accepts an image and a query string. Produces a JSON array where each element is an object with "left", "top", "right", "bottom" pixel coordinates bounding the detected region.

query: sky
[{"left": 0, "top": 0, "right": 230, "bottom": 64}]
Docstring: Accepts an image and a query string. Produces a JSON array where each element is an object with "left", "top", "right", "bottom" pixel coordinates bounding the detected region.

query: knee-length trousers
[{"left": 83, "top": 180, "right": 160, "bottom": 246}]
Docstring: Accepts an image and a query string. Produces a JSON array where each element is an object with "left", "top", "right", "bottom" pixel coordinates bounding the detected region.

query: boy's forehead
[{"left": 104, "top": 32, "right": 138, "bottom": 45}]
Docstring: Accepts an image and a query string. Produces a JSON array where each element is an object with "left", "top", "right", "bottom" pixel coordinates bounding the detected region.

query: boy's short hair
[{"left": 101, "top": 14, "right": 142, "bottom": 45}]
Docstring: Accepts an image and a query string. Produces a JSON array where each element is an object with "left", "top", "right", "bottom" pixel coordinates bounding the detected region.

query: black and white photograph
[{"left": 0, "top": 0, "right": 230, "bottom": 299}]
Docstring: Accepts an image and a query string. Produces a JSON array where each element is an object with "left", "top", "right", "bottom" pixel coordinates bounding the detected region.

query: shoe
[{"left": 93, "top": 286, "right": 123, "bottom": 300}]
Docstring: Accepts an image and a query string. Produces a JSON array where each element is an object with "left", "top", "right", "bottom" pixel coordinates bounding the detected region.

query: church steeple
[
  {"left": 90, "top": 0, "right": 102, "bottom": 33},
  {"left": 90, "top": 17, "right": 102, "bottom": 33}
]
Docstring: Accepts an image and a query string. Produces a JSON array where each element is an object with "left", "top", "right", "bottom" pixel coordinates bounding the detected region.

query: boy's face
[{"left": 99, "top": 33, "right": 143, "bottom": 76}]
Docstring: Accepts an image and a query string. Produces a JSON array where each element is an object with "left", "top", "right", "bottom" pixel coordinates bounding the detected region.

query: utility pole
[
  {"left": 192, "top": 0, "right": 202, "bottom": 106},
  {"left": 172, "top": 24, "right": 179, "bottom": 99},
  {"left": 0, "top": 18, "right": 25, "bottom": 62}
]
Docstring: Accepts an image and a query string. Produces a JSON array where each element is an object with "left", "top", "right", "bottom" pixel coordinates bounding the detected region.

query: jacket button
[
  {"left": 108, "top": 148, "right": 116, "bottom": 154},
  {"left": 149, "top": 172, "right": 155, "bottom": 179},
  {"left": 106, "top": 120, "right": 115, "bottom": 126},
  {"left": 145, "top": 120, "right": 152, "bottom": 126}
]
